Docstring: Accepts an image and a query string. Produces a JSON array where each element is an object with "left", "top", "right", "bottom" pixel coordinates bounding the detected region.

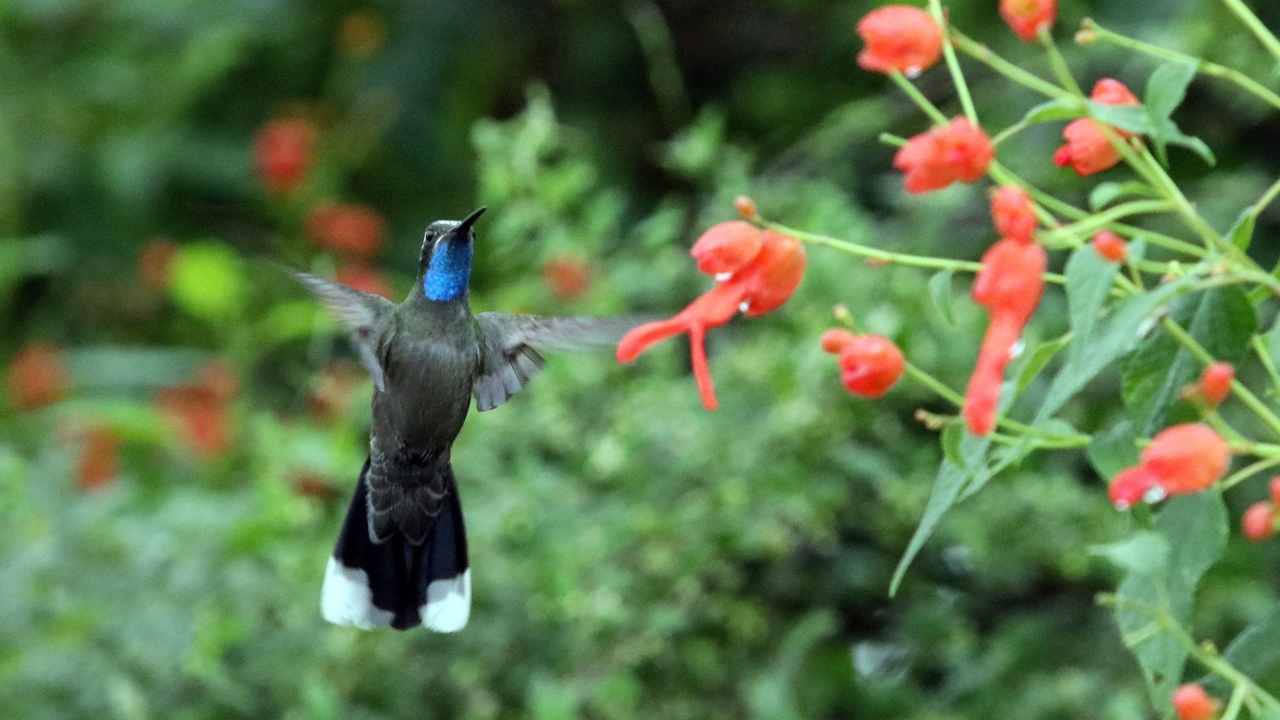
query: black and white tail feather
[{"left": 321, "top": 459, "right": 470, "bottom": 631}]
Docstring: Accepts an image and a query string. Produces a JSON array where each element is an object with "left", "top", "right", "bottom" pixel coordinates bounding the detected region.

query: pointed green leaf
[
  {"left": 1145, "top": 61, "right": 1197, "bottom": 121},
  {"left": 1216, "top": 606, "right": 1280, "bottom": 697},
  {"left": 1089, "top": 181, "right": 1158, "bottom": 211},
  {"left": 1228, "top": 207, "right": 1258, "bottom": 250},
  {"left": 1086, "top": 420, "right": 1140, "bottom": 480},
  {"left": 928, "top": 270, "right": 956, "bottom": 327},
  {"left": 1089, "top": 102, "right": 1155, "bottom": 135},
  {"left": 1021, "top": 98, "right": 1082, "bottom": 124},
  {"left": 1014, "top": 332, "right": 1072, "bottom": 394},
  {"left": 1091, "top": 532, "right": 1169, "bottom": 576}
]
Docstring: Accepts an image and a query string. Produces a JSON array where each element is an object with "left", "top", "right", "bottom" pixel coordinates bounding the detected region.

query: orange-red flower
[
  {"left": 617, "top": 224, "right": 806, "bottom": 410},
  {"left": 821, "top": 331, "right": 905, "bottom": 398},
  {"left": 856, "top": 5, "right": 943, "bottom": 77},
  {"left": 306, "top": 202, "right": 386, "bottom": 257},
  {"left": 1198, "top": 362, "right": 1235, "bottom": 406},
  {"left": 335, "top": 262, "right": 394, "bottom": 299},
  {"left": 1172, "top": 684, "right": 1218, "bottom": 720},
  {"left": 990, "top": 186, "right": 1037, "bottom": 243},
  {"left": 155, "top": 360, "right": 239, "bottom": 459},
  {"left": 7, "top": 342, "right": 70, "bottom": 411},
  {"left": 1242, "top": 501, "right": 1276, "bottom": 542},
  {"left": 542, "top": 254, "right": 593, "bottom": 301},
  {"left": 254, "top": 118, "right": 314, "bottom": 195},
  {"left": 1053, "top": 79, "right": 1140, "bottom": 176},
  {"left": 894, "top": 118, "right": 994, "bottom": 194},
  {"left": 1109, "top": 423, "right": 1231, "bottom": 509},
  {"left": 1092, "top": 230, "right": 1127, "bottom": 262},
  {"left": 962, "top": 238, "right": 1047, "bottom": 435},
  {"left": 77, "top": 425, "right": 118, "bottom": 491},
  {"left": 1000, "top": 0, "right": 1056, "bottom": 42}
]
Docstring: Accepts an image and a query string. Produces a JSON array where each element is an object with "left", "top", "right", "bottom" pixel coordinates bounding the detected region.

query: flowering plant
[{"left": 622, "top": 1, "right": 1280, "bottom": 715}]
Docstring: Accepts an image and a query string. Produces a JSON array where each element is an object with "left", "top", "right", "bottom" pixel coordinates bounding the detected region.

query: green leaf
[
  {"left": 1158, "top": 123, "right": 1216, "bottom": 166},
  {"left": 1090, "top": 531, "right": 1169, "bottom": 576},
  {"left": 928, "top": 270, "right": 956, "bottom": 327},
  {"left": 1228, "top": 206, "right": 1258, "bottom": 250},
  {"left": 168, "top": 242, "right": 247, "bottom": 321},
  {"left": 1089, "top": 181, "right": 1158, "bottom": 211},
  {"left": 1014, "top": 332, "right": 1072, "bottom": 394},
  {"left": 1114, "top": 493, "right": 1227, "bottom": 704},
  {"left": 1086, "top": 420, "right": 1140, "bottom": 480},
  {"left": 939, "top": 423, "right": 965, "bottom": 469},
  {"left": 1036, "top": 281, "right": 1185, "bottom": 424},
  {"left": 1064, "top": 246, "right": 1118, "bottom": 337},
  {"left": 1089, "top": 102, "right": 1155, "bottom": 135},
  {"left": 1144, "top": 61, "right": 1197, "bottom": 120},
  {"left": 1021, "top": 98, "right": 1082, "bottom": 124},
  {"left": 1218, "top": 606, "right": 1280, "bottom": 696},
  {"left": 1121, "top": 288, "right": 1257, "bottom": 435}
]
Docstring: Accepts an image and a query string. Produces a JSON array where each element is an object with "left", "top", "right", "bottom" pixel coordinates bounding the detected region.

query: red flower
[
  {"left": 617, "top": 225, "right": 806, "bottom": 410},
  {"left": 1000, "top": 0, "right": 1056, "bottom": 42},
  {"left": 306, "top": 202, "right": 386, "bottom": 257},
  {"left": 823, "top": 334, "right": 905, "bottom": 398},
  {"left": 894, "top": 118, "right": 994, "bottom": 194},
  {"left": 1108, "top": 465, "right": 1160, "bottom": 511},
  {"left": 254, "top": 119, "right": 314, "bottom": 195},
  {"left": 336, "top": 263, "right": 394, "bottom": 299},
  {"left": 989, "top": 186, "right": 1037, "bottom": 243},
  {"left": 1171, "top": 684, "right": 1218, "bottom": 720},
  {"left": 77, "top": 425, "right": 118, "bottom": 491},
  {"left": 542, "top": 254, "right": 593, "bottom": 301},
  {"left": 1091, "top": 78, "right": 1140, "bottom": 108},
  {"left": 963, "top": 238, "right": 1047, "bottom": 435},
  {"left": 1142, "top": 423, "right": 1231, "bottom": 496},
  {"left": 1198, "top": 361, "right": 1234, "bottom": 406},
  {"left": 856, "top": 5, "right": 942, "bottom": 77},
  {"left": 1053, "top": 119, "right": 1119, "bottom": 176},
  {"left": 1271, "top": 475, "right": 1280, "bottom": 504},
  {"left": 7, "top": 342, "right": 70, "bottom": 411},
  {"left": 734, "top": 196, "right": 758, "bottom": 221},
  {"left": 1092, "top": 230, "right": 1127, "bottom": 262},
  {"left": 1242, "top": 501, "right": 1276, "bottom": 542},
  {"left": 154, "top": 360, "right": 239, "bottom": 459}
]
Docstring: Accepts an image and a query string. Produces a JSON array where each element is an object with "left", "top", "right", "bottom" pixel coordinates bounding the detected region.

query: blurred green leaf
[
  {"left": 168, "top": 242, "right": 247, "bottom": 322},
  {"left": 1144, "top": 61, "right": 1197, "bottom": 121},
  {"left": 927, "top": 270, "right": 955, "bottom": 327}
]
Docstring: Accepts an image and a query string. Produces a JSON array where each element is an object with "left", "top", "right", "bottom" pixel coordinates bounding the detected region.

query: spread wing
[
  {"left": 473, "top": 313, "right": 643, "bottom": 411},
  {"left": 289, "top": 270, "right": 395, "bottom": 392}
]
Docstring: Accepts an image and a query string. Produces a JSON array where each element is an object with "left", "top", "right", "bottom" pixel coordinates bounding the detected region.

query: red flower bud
[
  {"left": 837, "top": 335, "right": 905, "bottom": 398},
  {"left": 990, "top": 186, "right": 1037, "bottom": 243},
  {"left": 999, "top": 0, "right": 1056, "bottom": 43},
  {"left": 734, "top": 196, "right": 758, "bottom": 221},
  {"left": 894, "top": 118, "right": 994, "bottom": 194},
  {"left": 305, "top": 202, "right": 386, "bottom": 257},
  {"left": 7, "top": 342, "right": 70, "bottom": 411},
  {"left": 1109, "top": 465, "right": 1160, "bottom": 511},
  {"left": 542, "top": 254, "right": 593, "bottom": 301},
  {"left": 691, "top": 221, "right": 763, "bottom": 276},
  {"left": 1142, "top": 423, "right": 1231, "bottom": 496},
  {"left": 1242, "top": 501, "right": 1276, "bottom": 542},
  {"left": 820, "top": 328, "right": 858, "bottom": 354},
  {"left": 254, "top": 118, "right": 314, "bottom": 195},
  {"left": 1171, "top": 684, "right": 1218, "bottom": 720},
  {"left": 1053, "top": 119, "right": 1120, "bottom": 176},
  {"left": 739, "top": 231, "right": 806, "bottom": 317},
  {"left": 1091, "top": 231, "right": 1127, "bottom": 262},
  {"left": 856, "top": 5, "right": 943, "bottom": 77},
  {"left": 1198, "top": 361, "right": 1234, "bottom": 406},
  {"left": 1091, "top": 78, "right": 1140, "bottom": 107}
]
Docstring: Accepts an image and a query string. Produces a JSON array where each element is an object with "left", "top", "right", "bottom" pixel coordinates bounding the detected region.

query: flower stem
[
  {"left": 928, "top": 0, "right": 978, "bottom": 123},
  {"left": 890, "top": 71, "right": 949, "bottom": 125},
  {"left": 1038, "top": 28, "right": 1084, "bottom": 96},
  {"left": 1042, "top": 199, "right": 1175, "bottom": 246},
  {"left": 1160, "top": 317, "right": 1280, "bottom": 439},
  {"left": 950, "top": 31, "right": 1073, "bottom": 100},
  {"left": 1220, "top": 454, "right": 1280, "bottom": 491},
  {"left": 1220, "top": 0, "right": 1280, "bottom": 65},
  {"left": 1084, "top": 18, "right": 1280, "bottom": 111}
]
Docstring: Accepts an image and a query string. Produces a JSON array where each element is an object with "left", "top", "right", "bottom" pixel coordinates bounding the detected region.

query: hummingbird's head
[{"left": 420, "top": 206, "right": 485, "bottom": 302}]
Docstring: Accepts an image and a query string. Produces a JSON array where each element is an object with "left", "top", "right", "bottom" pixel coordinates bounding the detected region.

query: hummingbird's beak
[{"left": 453, "top": 206, "right": 487, "bottom": 236}]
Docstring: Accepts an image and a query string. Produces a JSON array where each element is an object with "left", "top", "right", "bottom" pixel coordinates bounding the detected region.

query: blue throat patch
[{"left": 423, "top": 239, "right": 472, "bottom": 302}]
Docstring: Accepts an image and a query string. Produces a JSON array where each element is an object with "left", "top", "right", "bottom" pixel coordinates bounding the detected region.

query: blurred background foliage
[{"left": 4, "top": 0, "right": 1280, "bottom": 718}]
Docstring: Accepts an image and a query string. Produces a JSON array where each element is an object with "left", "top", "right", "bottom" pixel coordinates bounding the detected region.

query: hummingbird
[{"left": 291, "top": 207, "right": 637, "bottom": 632}]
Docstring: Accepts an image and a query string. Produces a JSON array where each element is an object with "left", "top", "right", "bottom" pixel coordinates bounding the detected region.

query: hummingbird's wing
[
  {"left": 472, "top": 313, "right": 642, "bottom": 411},
  {"left": 289, "top": 270, "right": 395, "bottom": 392}
]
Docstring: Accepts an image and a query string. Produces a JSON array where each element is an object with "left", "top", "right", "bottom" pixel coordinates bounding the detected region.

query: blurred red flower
[
  {"left": 335, "top": 263, "right": 394, "bottom": 299},
  {"left": 155, "top": 360, "right": 239, "bottom": 459},
  {"left": 821, "top": 330, "right": 905, "bottom": 398},
  {"left": 894, "top": 118, "right": 994, "bottom": 193},
  {"left": 1053, "top": 79, "right": 1140, "bottom": 176},
  {"left": 1198, "top": 362, "right": 1234, "bottom": 406},
  {"left": 617, "top": 223, "right": 806, "bottom": 410},
  {"left": 1242, "top": 501, "right": 1276, "bottom": 542},
  {"left": 1109, "top": 423, "right": 1231, "bottom": 509},
  {"left": 1171, "top": 684, "right": 1218, "bottom": 720},
  {"left": 306, "top": 202, "right": 386, "bottom": 258},
  {"left": 856, "top": 5, "right": 942, "bottom": 77},
  {"left": 1091, "top": 230, "right": 1127, "bottom": 262},
  {"left": 254, "top": 118, "right": 314, "bottom": 195},
  {"left": 77, "top": 426, "right": 118, "bottom": 491},
  {"left": 999, "top": 0, "right": 1056, "bottom": 42},
  {"left": 542, "top": 254, "right": 593, "bottom": 301},
  {"left": 7, "top": 342, "right": 70, "bottom": 411},
  {"left": 989, "top": 186, "right": 1037, "bottom": 243}
]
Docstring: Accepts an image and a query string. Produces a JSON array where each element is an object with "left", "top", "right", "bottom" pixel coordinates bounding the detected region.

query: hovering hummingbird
[{"left": 291, "top": 207, "right": 637, "bottom": 632}]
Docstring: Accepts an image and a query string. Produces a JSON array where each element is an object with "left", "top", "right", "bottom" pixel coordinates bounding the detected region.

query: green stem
[
  {"left": 1085, "top": 18, "right": 1280, "bottom": 111},
  {"left": 1042, "top": 199, "right": 1174, "bottom": 246},
  {"left": 928, "top": 0, "right": 978, "bottom": 123},
  {"left": 1038, "top": 28, "right": 1084, "bottom": 96},
  {"left": 1160, "top": 318, "right": 1280, "bottom": 438},
  {"left": 950, "top": 31, "right": 1074, "bottom": 100},
  {"left": 1253, "top": 334, "right": 1280, "bottom": 395},
  {"left": 890, "top": 71, "right": 949, "bottom": 125},
  {"left": 1221, "top": 682, "right": 1248, "bottom": 720},
  {"left": 1220, "top": 0, "right": 1280, "bottom": 64},
  {"left": 991, "top": 120, "right": 1028, "bottom": 146},
  {"left": 1220, "top": 455, "right": 1280, "bottom": 491}
]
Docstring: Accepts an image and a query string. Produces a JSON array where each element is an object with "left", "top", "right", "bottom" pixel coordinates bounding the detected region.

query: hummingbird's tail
[{"left": 320, "top": 458, "right": 471, "bottom": 632}]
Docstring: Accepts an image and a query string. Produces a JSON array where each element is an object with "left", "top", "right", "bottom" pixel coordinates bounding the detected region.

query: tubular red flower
[
  {"left": 1242, "top": 501, "right": 1276, "bottom": 542},
  {"left": 306, "top": 203, "right": 386, "bottom": 257},
  {"left": 1091, "top": 230, "right": 1127, "bottom": 262},
  {"left": 999, "top": 0, "right": 1057, "bottom": 42},
  {"left": 856, "top": 5, "right": 943, "bottom": 77},
  {"left": 963, "top": 238, "right": 1047, "bottom": 435},
  {"left": 617, "top": 228, "right": 806, "bottom": 410},
  {"left": 1053, "top": 119, "right": 1120, "bottom": 176},
  {"left": 894, "top": 118, "right": 994, "bottom": 194},
  {"left": 254, "top": 119, "right": 314, "bottom": 195},
  {"left": 837, "top": 335, "right": 905, "bottom": 398},
  {"left": 1198, "top": 361, "right": 1234, "bottom": 406},
  {"left": 820, "top": 329, "right": 858, "bottom": 354},
  {"left": 1141, "top": 423, "right": 1231, "bottom": 495},
  {"left": 989, "top": 186, "right": 1037, "bottom": 243},
  {"left": 691, "top": 221, "right": 763, "bottom": 276},
  {"left": 1108, "top": 465, "right": 1160, "bottom": 511}
]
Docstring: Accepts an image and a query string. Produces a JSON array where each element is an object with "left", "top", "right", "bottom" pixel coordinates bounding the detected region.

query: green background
[{"left": 3, "top": 0, "right": 1280, "bottom": 718}]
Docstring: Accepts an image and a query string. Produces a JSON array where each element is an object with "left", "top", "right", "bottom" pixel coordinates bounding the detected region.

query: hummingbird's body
[{"left": 292, "top": 208, "right": 636, "bottom": 632}]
